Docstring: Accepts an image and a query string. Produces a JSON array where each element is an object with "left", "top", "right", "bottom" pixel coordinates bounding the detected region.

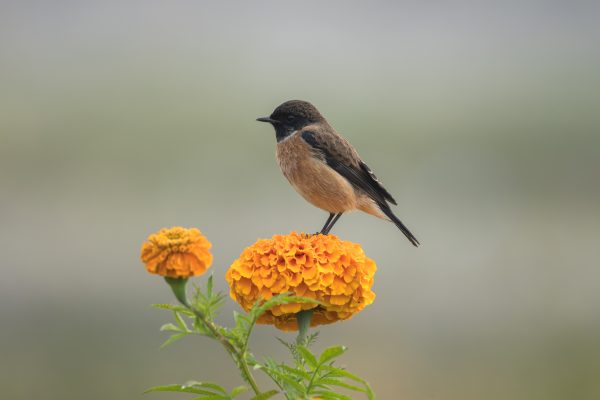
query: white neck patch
[{"left": 277, "top": 129, "right": 298, "bottom": 143}]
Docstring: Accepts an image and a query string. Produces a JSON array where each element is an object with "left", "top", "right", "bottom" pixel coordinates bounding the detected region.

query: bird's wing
[
  {"left": 358, "top": 161, "right": 397, "bottom": 205},
  {"left": 301, "top": 130, "right": 397, "bottom": 205}
]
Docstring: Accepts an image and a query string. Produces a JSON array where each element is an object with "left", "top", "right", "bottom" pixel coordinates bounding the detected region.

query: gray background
[{"left": 1, "top": 1, "right": 599, "bottom": 399}]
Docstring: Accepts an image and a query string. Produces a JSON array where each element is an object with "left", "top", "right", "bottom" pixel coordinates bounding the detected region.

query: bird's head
[{"left": 257, "top": 100, "right": 325, "bottom": 142}]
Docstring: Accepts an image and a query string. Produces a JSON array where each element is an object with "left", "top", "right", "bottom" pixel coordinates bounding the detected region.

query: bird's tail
[{"left": 378, "top": 202, "right": 420, "bottom": 247}]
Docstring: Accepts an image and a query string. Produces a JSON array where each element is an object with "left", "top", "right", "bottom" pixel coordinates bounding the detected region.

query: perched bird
[{"left": 257, "top": 100, "right": 419, "bottom": 247}]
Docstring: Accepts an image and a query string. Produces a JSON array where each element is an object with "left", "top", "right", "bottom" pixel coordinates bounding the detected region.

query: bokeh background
[{"left": 1, "top": 1, "right": 599, "bottom": 399}]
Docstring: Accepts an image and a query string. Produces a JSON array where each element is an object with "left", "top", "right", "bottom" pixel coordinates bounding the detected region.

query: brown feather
[
  {"left": 266, "top": 100, "right": 419, "bottom": 246},
  {"left": 276, "top": 131, "right": 357, "bottom": 213}
]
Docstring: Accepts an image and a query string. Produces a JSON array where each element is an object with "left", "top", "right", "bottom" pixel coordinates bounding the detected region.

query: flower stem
[
  {"left": 296, "top": 309, "right": 313, "bottom": 345},
  {"left": 189, "top": 308, "right": 262, "bottom": 396},
  {"left": 164, "top": 277, "right": 262, "bottom": 395},
  {"left": 164, "top": 277, "right": 190, "bottom": 307}
]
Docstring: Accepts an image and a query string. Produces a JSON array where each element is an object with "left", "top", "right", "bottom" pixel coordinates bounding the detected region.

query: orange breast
[{"left": 276, "top": 133, "right": 357, "bottom": 213}]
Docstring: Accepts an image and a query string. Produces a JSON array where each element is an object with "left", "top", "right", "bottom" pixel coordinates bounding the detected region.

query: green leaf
[
  {"left": 312, "top": 391, "right": 354, "bottom": 400},
  {"left": 263, "top": 367, "right": 305, "bottom": 394},
  {"left": 277, "top": 337, "right": 305, "bottom": 367},
  {"left": 160, "top": 333, "right": 187, "bottom": 349},
  {"left": 320, "top": 366, "right": 361, "bottom": 381},
  {"left": 319, "top": 345, "right": 347, "bottom": 365},
  {"left": 152, "top": 303, "right": 194, "bottom": 316},
  {"left": 250, "top": 293, "right": 321, "bottom": 320},
  {"left": 228, "top": 311, "right": 252, "bottom": 349},
  {"left": 189, "top": 279, "right": 226, "bottom": 321},
  {"left": 249, "top": 389, "right": 279, "bottom": 400},
  {"left": 297, "top": 345, "right": 318, "bottom": 369},
  {"left": 183, "top": 381, "right": 227, "bottom": 394},
  {"left": 207, "top": 294, "right": 226, "bottom": 318},
  {"left": 193, "top": 317, "right": 210, "bottom": 336},
  {"left": 144, "top": 384, "right": 215, "bottom": 396},
  {"left": 305, "top": 331, "right": 320, "bottom": 347},
  {"left": 159, "top": 323, "right": 181, "bottom": 332},
  {"left": 229, "top": 385, "right": 247, "bottom": 398},
  {"left": 279, "top": 365, "right": 311, "bottom": 380},
  {"left": 316, "top": 378, "right": 365, "bottom": 393},
  {"left": 232, "top": 311, "right": 251, "bottom": 336},
  {"left": 320, "top": 366, "right": 375, "bottom": 399},
  {"left": 173, "top": 311, "right": 189, "bottom": 331},
  {"left": 207, "top": 274, "right": 214, "bottom": 297},
  {"left": 259, "top": 360, "right": 305, "bottom": 397},
  {"left": 276, "top": 337, "right": 294, "bottom": 352}
]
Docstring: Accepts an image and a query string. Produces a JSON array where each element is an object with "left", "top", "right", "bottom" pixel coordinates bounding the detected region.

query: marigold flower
[
  {"left": 141, "top": 227, "right": 213, "bottom": 278},
  {"left": 226, "top": 232, "right": 376, "bottom": 331}
]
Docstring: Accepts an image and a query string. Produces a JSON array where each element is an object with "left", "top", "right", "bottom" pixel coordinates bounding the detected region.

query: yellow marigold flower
[
  {"left": 226, "top": 232, "right": 376, "bottom": 331},
  {"left": 141, "top": 227, "right": 213, "bottom": 278}
]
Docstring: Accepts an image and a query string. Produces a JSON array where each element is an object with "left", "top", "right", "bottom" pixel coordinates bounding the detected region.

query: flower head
[
  {"left": 141, "top": 227, "right": 213, "bottom": 278},
  {"left": 226, "top": 232, "right": 376, "bottom": 331}
]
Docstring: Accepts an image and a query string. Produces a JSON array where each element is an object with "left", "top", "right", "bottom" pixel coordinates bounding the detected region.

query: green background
[{"left": 1, "top": 1, "right": 599, "bottom": 399}]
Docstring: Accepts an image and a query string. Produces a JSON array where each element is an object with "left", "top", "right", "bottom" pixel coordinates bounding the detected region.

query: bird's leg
[
  {"left": 318, "top": 213, "right": 336, "bottom": 234},
  {"left": 322, "top": 213, "right": 343, "bottom": 235}
]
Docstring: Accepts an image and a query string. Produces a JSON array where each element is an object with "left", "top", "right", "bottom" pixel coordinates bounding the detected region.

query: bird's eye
[{"left": 287, "top": 115, "right": 295, "bottom": 122}]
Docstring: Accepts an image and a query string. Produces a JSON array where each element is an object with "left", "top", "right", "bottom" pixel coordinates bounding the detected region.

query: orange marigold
[
  {"left": 226, "top": 232, "right": 376, "bottom": 331},
  {"left": 141, "top": 227, "right": 213, "bottom": 278}
]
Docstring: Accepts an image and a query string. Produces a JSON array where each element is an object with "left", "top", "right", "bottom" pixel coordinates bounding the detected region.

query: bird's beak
[{"left": 256, "top": 116, "right": 278, "bottom": 124}]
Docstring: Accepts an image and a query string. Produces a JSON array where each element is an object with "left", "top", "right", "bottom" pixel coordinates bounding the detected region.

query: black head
[{"left": 257, "top": 100, "right": 325, "bottom": 142}]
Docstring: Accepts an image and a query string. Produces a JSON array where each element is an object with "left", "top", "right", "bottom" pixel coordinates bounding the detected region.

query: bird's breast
[
  {"left": 275, "top": 133, "right": 308, "bottom": 179},
  {"left": 276, "top": 134, "right": 356, "bottom": 213}
]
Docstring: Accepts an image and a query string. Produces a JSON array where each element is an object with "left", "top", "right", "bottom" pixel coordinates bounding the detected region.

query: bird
[{"left": 257, "top": 100, "right": 419, "bottom": 247}]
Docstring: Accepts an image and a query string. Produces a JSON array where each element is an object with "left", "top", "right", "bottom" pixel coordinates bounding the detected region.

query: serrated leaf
[
  {"left": 276, "top": 337, "right": 294, "bottom": 351},
  {"left": 152, "top": 303, "right": 194, "bottom": 315},
  {"left": 160, "top": 333, "right": 187, "bottom": 349},
  {"left": 320, "top": 366, "right": 361, "bottom": 381},
  {"left": 305, "top": 331, "right": 320, "bottom": 347},
  {"left": 173, "top": 311, "right": 189, "bottom": 331},
  {"left": 297, "top": 345, "right": 318, "bottom": 369},
  {"left": 279, "top": 365, "right": 311, "bottom": 380},
  {"left": 233, "top": 311, "right": 251, "bottom": 331},
  {"left": 193, "top": 317, "right": 210, "bottom": 335},
  {"left": 249, "top": 390, "right": 279, "bottom": 400},
  {"left": 319, "top": 345, "right": 346, "bottom": 365},
  {"left": 260, "top": 357, "right": 281, "bottom": 372},
  {"left": 263, "top": 367, "right": 305, "bottom": 394},
  {"left": 250, "top": 294, "right": 321, "bottom": 320}
]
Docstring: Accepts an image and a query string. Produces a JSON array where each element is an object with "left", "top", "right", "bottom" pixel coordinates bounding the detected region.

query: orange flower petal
[
  {"left": 140, "top": 227, "right": 213, "bottom": 278},
  {"left": 225, "top": 232, "right": 377, "bottom": 331}
]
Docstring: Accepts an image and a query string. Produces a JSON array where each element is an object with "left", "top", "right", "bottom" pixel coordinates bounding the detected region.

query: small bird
[{"left": 257, "top": 100, "right": 419, "bottom": 246}]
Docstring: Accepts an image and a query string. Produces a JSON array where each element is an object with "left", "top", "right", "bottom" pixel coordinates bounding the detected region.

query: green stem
[
  {"left": 296, "top": 309, "right": 313, "bottom": 345},
  {"left": 164, "top": 277, "right": 189, "bottom": 307},
  {"left": 164, "top": 277, "right": 262, "bottom": 396},
  {"left": 306, "top": 364, "right": 322, "bottom": 395},
  {"left": 190, "top": 308, "right": 262, "bottom": 396}
]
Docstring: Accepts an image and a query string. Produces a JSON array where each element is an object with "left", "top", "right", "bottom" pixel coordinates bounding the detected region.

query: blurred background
[{"left": 1, "top": 1, "right": 599, "bottom": 399}]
